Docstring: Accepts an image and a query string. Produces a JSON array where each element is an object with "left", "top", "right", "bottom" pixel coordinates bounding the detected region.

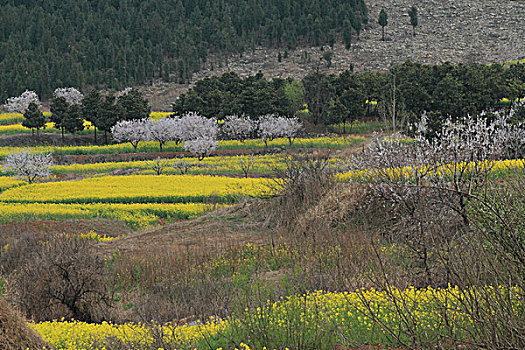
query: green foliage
[
  {"left": 22, "top": 102, "right": 46, "bottom": 133},
  {"left": 283, "top": 80, "right": 305, "bottom": 113},
  {"left": 49, "top": 96, "right": 69, "bottom": 134},
  {"left": 173, "top": 72, "right": 298, "bottom": 118},
  {"left": 50, "top": 97, "right": 85, "bottom": 137},
  {"left": 343, "top": 19, "right": 353, "bottom": 49},
  {"left": 0, "top": 0, "right": 368, "bottom": 100},
  {"left": 117, "top": 89, "right": 151, "bottom": 121},
  {"left": 63, "top": 104, "right": 85, "bottom": 134}
]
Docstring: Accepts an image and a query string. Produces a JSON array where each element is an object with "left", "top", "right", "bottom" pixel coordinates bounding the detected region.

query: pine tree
[
  {"left": 379, "top": 9, "right": 388, "bottom": 41},
  {"left": 117, "top": 89, "right": 150, "bottom": 121},
  {"left": 63, "top": 104, "right": 85, "bottom": 134},
  {"left": 50, "top": 96, "right": 69, "bottom": 140},
  {"left": 343, "top": 19, "right": 353, "bottom": 49},
  {"left": 81, "top": 89, "right": 102, "bottom": 143},
  {"left": 22, "top": 102, "right": 46, "bottom": 135},
  {"left": 409, "top": 6, "right": 418, "bottom": 37}
]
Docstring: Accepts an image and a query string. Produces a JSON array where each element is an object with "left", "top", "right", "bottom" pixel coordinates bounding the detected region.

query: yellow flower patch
[{"left": 0, "top": 175, "right": 271, "bottom": 204}]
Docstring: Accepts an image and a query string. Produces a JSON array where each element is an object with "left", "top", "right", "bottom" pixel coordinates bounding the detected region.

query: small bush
[{"left": 9, "top": 234, "right": 115, "bottom": 322}]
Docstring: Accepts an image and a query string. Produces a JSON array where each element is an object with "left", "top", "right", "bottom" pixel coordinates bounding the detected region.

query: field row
[
  {"left": 0, "top": 136, "right": 364, "bottom": 159},
  {"left": 0, "top": 112, "right": 170, "bottom": 126},
  {"left": 30, "top": 285, "right": 523, "bottom": 349},
  {"left": 0, "top": 175, "right": 271, "bottom": 204},
  {"left": 52, "top": 154, "right": 289, "bottom": 176},
  {"left": 0, "top": 202, "right": 219, "bottom": 228},
  {"left": 341, "top": 158, "right": 525, "bottom": 183}
]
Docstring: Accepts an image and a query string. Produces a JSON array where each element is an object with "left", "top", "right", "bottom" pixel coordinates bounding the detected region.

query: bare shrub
[
  {"left": 0, "top": 231, "right": 47, "bottom": 277},
  {"left": 145, "top": 157, "right": 170, "bottom": 175},
  {"left": 267, "top": 153, "right": 335, "bottom": 235},
  {"left": 340, "top": 114, "right": 525, "bottom": 348},
  {"left": 9, "top": 234, "right": 115, "bottom": 322}
]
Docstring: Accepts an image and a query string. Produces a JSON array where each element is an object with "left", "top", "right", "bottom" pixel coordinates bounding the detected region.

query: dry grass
[
  {"left": 98, "top": 201, "right": 272, "bottom": 258},
  {"left": 0, "top": 298, "right": 50, "bottom": 350}
]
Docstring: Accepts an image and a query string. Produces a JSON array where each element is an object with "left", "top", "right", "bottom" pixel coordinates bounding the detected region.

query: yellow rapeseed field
[
  {"left": 0, "top": 202, "right": 221, "bottom": 228},
  {"left": 0, "top": 177, "right": 25, "bottom": 191},
  {"left": 29, "top": 317, "right": 227, "bottom": 350},
  {"left": 0, "top": 175, "right": 271, "bottom": 204},
  {"left": 341, "top": 158, "right": 525, "bottom": 183}
]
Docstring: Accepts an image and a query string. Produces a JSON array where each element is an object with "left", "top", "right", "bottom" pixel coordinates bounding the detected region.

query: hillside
[
  {"left": 0, "top": 0, "right": 367, "bottom": 102},
  {"left": 141, "top": 0, "right": 525, "bottom": 110}
]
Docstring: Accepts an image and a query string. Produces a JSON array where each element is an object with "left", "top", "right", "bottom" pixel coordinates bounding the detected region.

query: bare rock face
[{"left": 140, "top": 0, "right": 525, "bottom": 110}]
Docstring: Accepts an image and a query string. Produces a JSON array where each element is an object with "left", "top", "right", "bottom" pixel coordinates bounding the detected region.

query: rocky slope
[{"left": 140, "top": 0, "right": 525, "bottom": 110}]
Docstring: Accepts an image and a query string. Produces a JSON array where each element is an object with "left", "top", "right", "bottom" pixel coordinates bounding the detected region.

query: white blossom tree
[
  {"left": 4, "top": 90, "right": 41, "bottom": 113},
  {"left": 183, "top": 138, "right": 218, "bottom": 161},
  {"left": 145, "top": 157, "right": 171, "bottom": 175},
  {"left": 222, "top": 115, "right": 256, "bottom": 142},
  {"left": 111, "top": 119, "right": 150, "bottom": 149},
  {"left": 53, "top": 88, "right": 84, "bottom": 105},
  {"left": 179, "top": 112, "right": 219, "bottom": 160},
  {"left": 258, "top": 114, "right": 282, "bottom": 147},
  {"left": 146, "top": 118, "right": 183, "bottom": 151},
  {"left": 2, "top": 149, "right": 53, "bottom": 183},
  {"left": 179, "top": 112, "right": 219, "bottom": 140},
  {"left": 279, "top": 116, "right": 302, "bottom": 145},
  {"left": 258, "top": 114, "right": 302, "bottom": 146}
]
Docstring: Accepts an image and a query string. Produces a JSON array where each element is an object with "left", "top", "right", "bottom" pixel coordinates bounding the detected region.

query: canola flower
[
  {"left": 498, "top": 97, "right": 525, "bottom": 105},
  {"left": 53, "top": 154, "right": 344, "bottom": 177},
  {"left": 0, "top": 135, "right": 364, "bottom": 159},
  {"left": 76, "top": 230, "right": 119, "bottom": 242},
  {"left": 52, "top": 154, "right": 289, "bottom": 176},
  {"left": 214, "top": 286, "right": 523, "bottom": 348},
  {"left": 0, "top": 120, "right": 95, "bottom": 135},
  {"left": 29, "top": 317, "right": 227, "bottom": 350},
  {"left": 340, "top": 158, "right": 525, "bottom": 183},
  {"left": 0, "top": 175, "right": 271, "bottom": 204},
  {"left": 149, "top": 111, "right": 172, "bottom": 120},
  {"left": 0, "top": 202, "right": 226, "bottom": 228},
  {"left": 0, "top": 112, "right": 24, "bottom": 125},
  {"left": 0, "top": 176, "right": 25, "bottom": 191},
  {"left": 30, "top": 285, "right": 523, "bottom": 349}
]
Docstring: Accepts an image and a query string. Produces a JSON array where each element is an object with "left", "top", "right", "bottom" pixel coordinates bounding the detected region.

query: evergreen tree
[
  {"left": 98, "top": 94, "right": 121, "bottom": 144},
  {"left": 63, "top": 104, "right": 85, "bottom": 134},
  {"left": 81, "top": 89, "right": 103, "bottom": 143},
  {"left": 0, "top": 0, "right": 369, "bottom": 100},
  {"left": 343, "top": 19, "right": 352, "bottom": 49},
  {"left": 409, "top": 6, "right": 418, "bottom": 37},
  {"left": 117, "top": 89, "right": 151, "bottom": 121},
  {"left": 50, "top": 96, "right": 69, "bottom": 140},
  {"left": 22, "top": 102, "right": 46, "bottom": 135},
  {"left": 378, "top": 9, "right": 388, "bottom": 41}
]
